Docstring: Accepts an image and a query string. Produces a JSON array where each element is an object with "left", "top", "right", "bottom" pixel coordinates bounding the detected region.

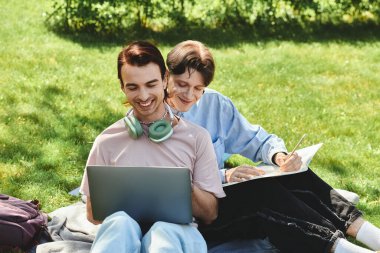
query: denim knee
[
  {"left": 92, "top": 211, "right": 142, "bottom": 253},
  {"left": 106, "top": 211, "right": 140, "bottom": 231},
  {"left": 142, "top": 221, "right": 207, "bottom": 253}
]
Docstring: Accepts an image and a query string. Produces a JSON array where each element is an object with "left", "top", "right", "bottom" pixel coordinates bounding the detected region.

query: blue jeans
[{"left": 91, "top": 211, "right": 207, "bottom": 253}]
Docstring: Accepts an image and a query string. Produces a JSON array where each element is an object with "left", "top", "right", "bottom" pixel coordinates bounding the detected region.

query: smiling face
[
  {"left": 121, "top": 62, "right": 166, "bottom": 123},
  {"left": 165, "top": 40, "right": 215, "bottom": 112},
  {"left": 166, "top": 69, "right": 205, "bottom": 112}
]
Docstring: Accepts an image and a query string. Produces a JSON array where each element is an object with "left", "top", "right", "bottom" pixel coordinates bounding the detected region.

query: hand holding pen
[{"left": 275, "top": 134, "right": 306, "bottom": 172}]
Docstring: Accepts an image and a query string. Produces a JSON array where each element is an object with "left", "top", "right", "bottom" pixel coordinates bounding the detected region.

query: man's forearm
[
  {"left": 191, "top": 185, "right": 218, "bottom": 224},
  {"left": 86, "top": 197, "right": 102, "bottom": 225}
]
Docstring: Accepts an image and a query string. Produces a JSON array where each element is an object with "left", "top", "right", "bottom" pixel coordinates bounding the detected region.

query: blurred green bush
[{"left": 46, "top": 0, "right": 380, "bottom": 36}]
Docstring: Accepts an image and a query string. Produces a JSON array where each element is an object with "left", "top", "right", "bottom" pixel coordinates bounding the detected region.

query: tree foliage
[{"left": 46, "top": 0, "right": 380, "bottom": 36}]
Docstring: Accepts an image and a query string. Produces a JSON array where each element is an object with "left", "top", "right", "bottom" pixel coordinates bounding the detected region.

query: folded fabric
[{"left": 36, "top": 202, "right": 99, "bottom": 253}]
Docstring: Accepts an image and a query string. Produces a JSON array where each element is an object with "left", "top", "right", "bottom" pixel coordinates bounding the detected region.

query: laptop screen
[{"left": 87, "top": 165, "right": 193, "bottom": 224}]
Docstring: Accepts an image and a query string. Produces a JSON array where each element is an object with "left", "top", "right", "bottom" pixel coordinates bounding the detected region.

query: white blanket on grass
[
  {"left": 35, "top": 201, "right": 279, "bottom": 253},
  {"left": 36, "top": 201, "right": 99, "bottom": 253}
]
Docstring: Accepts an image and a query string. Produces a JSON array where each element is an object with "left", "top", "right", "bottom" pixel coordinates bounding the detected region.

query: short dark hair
[
  {"left": 117, "top": 41, "right": 166, "bottom": 87},
  {"left": 166, "top": 40, "right": 215, "bottom": 86}
]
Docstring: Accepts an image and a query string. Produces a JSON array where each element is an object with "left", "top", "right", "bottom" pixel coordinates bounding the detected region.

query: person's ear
[
  {"left": 193, "top": 87, "right": 205, "bottom": 103},
  {"left": 163, "top": 70, "right": 169, "bottom": 90},
  {"left": 120, "top": 84, "right": 126, "bottom": 94},
  {"left": 120, "top": 79, "right": 126, "bottom": 91}
]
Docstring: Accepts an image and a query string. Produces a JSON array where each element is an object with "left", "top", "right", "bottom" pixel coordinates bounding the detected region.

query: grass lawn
[{"left": 1, "top": 0, "right": 379, "bottom": 228}]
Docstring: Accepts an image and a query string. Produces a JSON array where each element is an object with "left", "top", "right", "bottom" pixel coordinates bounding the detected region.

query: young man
[
  {"left": 79, "top": 41, "right": 225, "bottom": 253},
  {"left": 165, "top": 40, "right": 299, "bottom": 184},
  {"left": 165, "top": 40, "right": 380, "bottom": 253}
]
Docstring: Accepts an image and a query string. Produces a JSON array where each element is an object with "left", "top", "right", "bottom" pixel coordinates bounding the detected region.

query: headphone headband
[{"left": 124, "top": 102, "right": 174, "bottom": 142}]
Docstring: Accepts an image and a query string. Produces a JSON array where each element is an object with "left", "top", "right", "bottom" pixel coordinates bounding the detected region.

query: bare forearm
[
  {"left": 86, "top": 197, "right": 102, "bottom": 225},
  {"left": 192, "top": 185, "right": 218, "bottom": 224}
]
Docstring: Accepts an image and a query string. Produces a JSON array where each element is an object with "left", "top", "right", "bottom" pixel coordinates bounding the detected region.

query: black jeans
[{"left": 198, "top": 169, "right": 362, "bottom": 253}]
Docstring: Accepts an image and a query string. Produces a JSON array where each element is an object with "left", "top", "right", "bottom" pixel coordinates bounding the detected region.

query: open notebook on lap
[{"left": 86, "top": 165, "right": 193, "bottom": 224}]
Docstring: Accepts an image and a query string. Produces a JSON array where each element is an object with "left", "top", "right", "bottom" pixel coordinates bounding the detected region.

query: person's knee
[
  {"left": 92, "top": 211, "right": 143, "bottom": 253},
  {"left": 107, "top": 210, "right": 129, "bottom": 220},
  {"left": 142, "top": 222, "right": 179, "bottom": 253},
  {"left": 150, "top": 221, "right": 177, "bottom": 233},
  {"left": 143, "top": 222, "right": 207, "bottom": 253},
  {"left": 105, "top": 211, "right": 139, "bottom": 230},
  {"left": 149, "top": 221, "right": 191, "bottom": 240}
]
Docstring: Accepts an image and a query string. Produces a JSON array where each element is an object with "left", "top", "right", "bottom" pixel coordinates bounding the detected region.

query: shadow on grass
[
  {"left": 0, "top": 86, "right": 121, "bottom": 201},
  {"left": 49, "top": 22, "right": 380, "bottom": 49},
  {"left": 318, "top": 157, "right": 349, "bottom": 177}
]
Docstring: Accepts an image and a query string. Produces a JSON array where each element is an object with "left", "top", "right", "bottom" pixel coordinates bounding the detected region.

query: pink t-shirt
[{"left": 80, "top": 118, "right": 225, "bottom": 199}]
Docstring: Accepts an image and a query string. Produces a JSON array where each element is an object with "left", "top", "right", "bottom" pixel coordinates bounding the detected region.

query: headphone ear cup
[
  {"left": 124, "top": 116, "right": 143, "bottom": 139},
  {"left": 148, "top": 120, "right": 173, "bottom": 143}
]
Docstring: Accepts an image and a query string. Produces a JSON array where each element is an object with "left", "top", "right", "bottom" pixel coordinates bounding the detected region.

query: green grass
[{"left": 1, "top": 0, "right": 379, "bottom": 229}]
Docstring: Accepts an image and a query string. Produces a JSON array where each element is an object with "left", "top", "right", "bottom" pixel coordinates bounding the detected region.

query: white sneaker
[{"left": 335, "top": 189, "right": 360, "bottom": 205}]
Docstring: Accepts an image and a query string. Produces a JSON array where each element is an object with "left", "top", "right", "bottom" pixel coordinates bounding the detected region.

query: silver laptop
[{"left": 86, "top": 165, "right": 193, "bottom": 224}]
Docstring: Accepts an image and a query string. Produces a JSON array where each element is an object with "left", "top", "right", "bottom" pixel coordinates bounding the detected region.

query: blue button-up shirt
[{"left": 178, "top": 89, "right": 287, "bottom": 183}]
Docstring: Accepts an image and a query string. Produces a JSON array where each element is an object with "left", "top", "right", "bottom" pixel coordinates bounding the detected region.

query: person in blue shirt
[
  {"left": 182, "top": 88, "right": 289, "bottom": 183},
  {"left": 164, "top": 40, "right": 380, "bottom": 253},
  {"left": 165, "top": 41, "right": 300, "bottom": 184}
]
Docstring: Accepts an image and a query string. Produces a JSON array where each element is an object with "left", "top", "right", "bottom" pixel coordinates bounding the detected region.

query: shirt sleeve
[
  {"left": 219, "top": 95, "right": 288, "bottom": 165},
  {"left": 192, "top": 128, "right": 226, "bottom": 198},
  {"left": 79, "top": 137, "right": 107, "bottom": 197}
]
